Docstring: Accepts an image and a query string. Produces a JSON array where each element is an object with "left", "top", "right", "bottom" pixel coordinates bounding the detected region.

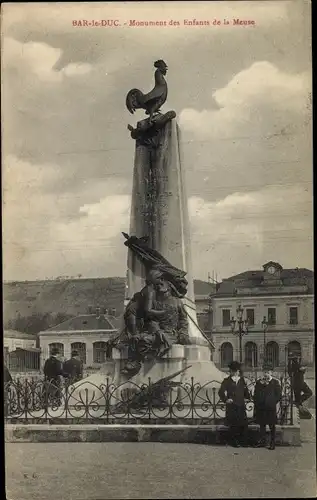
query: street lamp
[
  {"left": 262, "top": 316, "right": 268, "bottom": 363},
  {"left": 230, "top": 305, "right": 249, "bottom": 363}
]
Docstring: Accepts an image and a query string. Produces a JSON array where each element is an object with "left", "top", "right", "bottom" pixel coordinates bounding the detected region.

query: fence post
[
  {"left": 64, "top": 381, "right": 69, "bottom": 421},
  {"left": 190, "top": 377, "right": 195, "bottom": 420},
  {"left": 147, "top": 377, "right": 152, "bottom": 420},
  {"left": 105, "top": 377, "right": 110, "bottom": 424},
  {"left": 212, "top": 387, "right": 217, "bottom": 424},
  {"left": 24, "top": 378, "right": 29, "bottom": 422},
  {"left": 290, "top": 373, "right": 294, "bottom": 425}
]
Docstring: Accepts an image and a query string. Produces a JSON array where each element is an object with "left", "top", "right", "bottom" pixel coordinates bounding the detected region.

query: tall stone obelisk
[
  {"left": 126, "top": 117, "right": 209, "bottom": 347},
  {"left": 59, "top": 61, "right": 225, "bottom": 407}
]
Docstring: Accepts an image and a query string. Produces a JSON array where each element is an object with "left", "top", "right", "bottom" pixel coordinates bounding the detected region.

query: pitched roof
[
  {"left": 4, "top": 330, "right": 37, "bottom": 340},
  {"left": 193, "top": 280, "right": 216, "bottom": 295},
  {"left": 43, "top": 314, "right": 119, "bottom": 332},
  {"left": 215, "top": 267, "right": 314, "bottom": 296},
  {"left": 228, "top": 268, "right": 313, "bottom": 281}
]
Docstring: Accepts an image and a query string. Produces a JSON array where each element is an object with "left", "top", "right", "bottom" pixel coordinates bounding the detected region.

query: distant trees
[{"left": 4, "top": 312, "right": 73, "bottom": 335}]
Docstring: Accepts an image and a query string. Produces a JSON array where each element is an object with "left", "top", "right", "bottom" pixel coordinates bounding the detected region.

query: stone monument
[{"left": 69, "top": 60, "right": 225, "bottom": 406}]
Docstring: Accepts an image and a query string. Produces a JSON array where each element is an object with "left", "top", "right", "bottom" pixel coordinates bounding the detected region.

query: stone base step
[{"left": 5, "top": 423, "right": 300, "bottom": 446}]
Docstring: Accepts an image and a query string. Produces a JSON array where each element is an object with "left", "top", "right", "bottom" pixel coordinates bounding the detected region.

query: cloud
[
  {"left": 179, "top": 61, "right": 311, "bottom": 139},
  {"left": 2, "top": 37, "right": 92, "bottom": 83},
  {"left": 2, "top": 155, "right": 131, "bottom": 280},
  {"left": 1, "top": 2, "right": 312, "bottom": 282},
  {"left": 3, "top": 156, "right": 312, "bottom": 281},
  {"left": 62, "top": 63, "right": 92, "bottom": 77},
  {"left": 188, "top": 184, "right": 312, "bottom": 279}
]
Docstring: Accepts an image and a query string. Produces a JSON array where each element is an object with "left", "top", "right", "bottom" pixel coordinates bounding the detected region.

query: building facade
[
  {"left": 39, "top": 310, "right": 120, "bottom": 368},
  {"left": 4, "top": 330, "right": 37, "bottom": 352},
  {"left": 209, "top": 262, "right": 314, "bottom": 369},
  {"left": 4, "top": 330, "right": 40, "bottom": 372}
]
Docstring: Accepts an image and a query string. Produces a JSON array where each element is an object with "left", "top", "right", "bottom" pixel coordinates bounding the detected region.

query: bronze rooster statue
[{"left": 126, "top": 60, "right": 168, "bottom": 122}]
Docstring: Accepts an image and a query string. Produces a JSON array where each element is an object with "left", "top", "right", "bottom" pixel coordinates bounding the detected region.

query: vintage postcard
[{"left": 2, "top": 1, "right": 314, "bottom": 499}]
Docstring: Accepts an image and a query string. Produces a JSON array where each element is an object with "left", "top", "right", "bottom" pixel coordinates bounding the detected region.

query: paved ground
[{"left": 5, "top": 414, "right": 316, "bottom": 500}]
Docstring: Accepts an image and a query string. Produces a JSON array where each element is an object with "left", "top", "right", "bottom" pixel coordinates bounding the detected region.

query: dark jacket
[
  {"left": 253, "top": 378, "right": 282, "bottom": 425},
  {"left": 219, "top": 376, "right": 251, "bottom": 426},
  {"left": 254, "top": 378, "right": 282, "bottom": 410},
  {"left": 219, "top": 376, "right": 251, "bottom": 406},
  {"left": 4, "top": 365, "right": 12, "bottom": 384},
  {"left": 63, "top": 357, "right": 83, "bottom": 382},
  {"left": 44, "top": 356, "right": 64, "bottom": 381}
]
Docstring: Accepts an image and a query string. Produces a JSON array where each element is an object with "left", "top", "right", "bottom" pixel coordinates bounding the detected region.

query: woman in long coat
[
  {"left": 218, "top": 361, "right": 251, "bottom": 447},
  {"left": 253, "top": 364, "right": 282, "bottom": 450}
]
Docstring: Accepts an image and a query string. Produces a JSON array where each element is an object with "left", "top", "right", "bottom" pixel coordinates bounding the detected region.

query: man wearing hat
[
  {"left": 63, "top": 350, "right": 83, "bottom": 384},
  {"left": 218, "top": 361, "right": 251, "bottom": 447},
  {"left": 288, "top": 357, "right": 313, "bottom": 410},
  {"left": 43, "top": 347, "right": 64, "bottom": 405},
  {"left": 253, "top": 363, "right": 282, "bottom": 450}
]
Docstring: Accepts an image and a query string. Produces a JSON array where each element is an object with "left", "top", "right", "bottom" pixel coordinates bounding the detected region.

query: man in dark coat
[
  {"left": 4, "top": 363, "right": 12, "bottom": 384},
  {"left": 4, "top": 363, "right": 12, "bottom": 417},
  {"left": 218, "top": 361, "right": 251, "bottom": 447},
  {"left": 63, "top": 350, "right": 83, "bottom": 384},
  {"left": 291, "top": 364, "right": 313, "bottom": 409},
  {"left": 253, "top": 364, "right": 282, "bottom": 450},
  {"left": 43, "top": 347, "right": 64, "bottom": 405}
]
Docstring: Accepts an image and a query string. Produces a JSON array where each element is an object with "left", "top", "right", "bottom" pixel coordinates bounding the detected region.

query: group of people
[
  {"left": 43, "top": 348, "right": 83, "bottom": 404},
  {"left": 44, "top": 347, "right": 83, "bottom": 383},
  {"left": 218, "top": 358, "right": 312, "bottom": 450}
]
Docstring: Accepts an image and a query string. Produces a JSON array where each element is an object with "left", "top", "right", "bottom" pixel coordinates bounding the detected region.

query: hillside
[{"left": 3, "top": 277, "right": 214, "bottom": 333}]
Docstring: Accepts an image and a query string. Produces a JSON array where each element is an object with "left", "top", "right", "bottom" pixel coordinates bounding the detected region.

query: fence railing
[{"left": 4, "top": 374, "right": 294, "bottom": 425}]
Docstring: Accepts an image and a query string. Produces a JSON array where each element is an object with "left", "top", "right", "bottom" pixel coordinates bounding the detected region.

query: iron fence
[{"left": 4, "top": 374, "right": 294, "bottom": 425}]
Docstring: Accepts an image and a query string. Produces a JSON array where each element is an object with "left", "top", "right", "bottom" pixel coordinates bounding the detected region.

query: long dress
[{"left": 218, "top": 376, "right": 251, "bottom": 427}]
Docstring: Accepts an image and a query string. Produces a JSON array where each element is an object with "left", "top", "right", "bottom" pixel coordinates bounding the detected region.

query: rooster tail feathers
[{"left": 126, "top": 88, "right": 144, "bottom": 114}]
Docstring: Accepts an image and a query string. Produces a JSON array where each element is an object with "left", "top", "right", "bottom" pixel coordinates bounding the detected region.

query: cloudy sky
[{"left": 2, "top": 1, "right": 312, "bottom": 282}]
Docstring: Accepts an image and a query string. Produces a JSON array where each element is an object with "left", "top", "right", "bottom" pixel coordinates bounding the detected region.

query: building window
[
  {"left": 287, "top": 341, "right": 301, "bottom": 363},
  {"left": 93, "top": 342, "right": 112, "bottom": 363},
  {"left": 289, "top": 307, "right": 298, "bottom": 325},
  {"left": 197, "top": 313, "right": 211, "bottom": 331},
  {"left": 265, "top": 341, "right": 279, "bottom": 367},
  {"left": 49, "top": 343, "right": 64, "bottom": 357},
  {"left": 246, "top": 309, "right": 255, "bottom": 326},
  {"left": 220, "top": 342, "right": 233, "bottom": 367},
  {"left": 244, "top": 342, "right": 258, "bottom": 368},
  {"left": 267, "top": 308, "right": 276, "bottom": 325},
  {"left": 71, "top": 342, "right": 86, "bottom": 364},
  {"left": 222, "top": 309, "right": 231, "bottom": 327}
]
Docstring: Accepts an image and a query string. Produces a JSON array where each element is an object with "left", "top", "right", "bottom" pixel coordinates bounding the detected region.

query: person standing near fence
[
  {"left": 43, "top": 347, "right": 64, "bottom": 405},
  {"left": 4, "top": 363, "right": 12, "bottom": 416},
  {"left": 253, "top": 363, "right": 282, "bottom": 450},
  {"left": 63, "top": 350, "right": 83, "bottom": 384},
  {"left": 218, "top": 361, "right": 251, "bottom": 448},
  {"left": 4, "top": 363, "right": 12, "bottom": 384},
  {"left": 292, "top": 365, "right": 313, "bottom": 417}
]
